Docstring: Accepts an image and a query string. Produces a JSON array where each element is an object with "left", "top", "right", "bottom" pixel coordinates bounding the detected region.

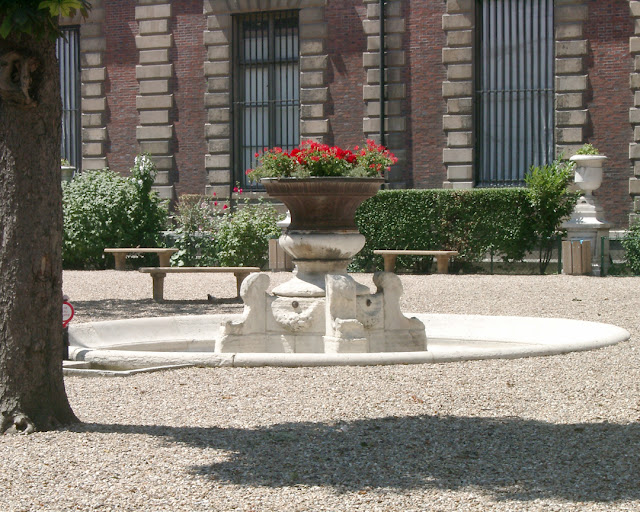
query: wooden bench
[
  {"left": 374, "top": 249, "right": 459, "bottom": 274},
  {"left": 139, "top": 266, "right": 261, "bottom": 302},
  {"left": 104, "top": 248, "right": 178, "bottom": 270}
]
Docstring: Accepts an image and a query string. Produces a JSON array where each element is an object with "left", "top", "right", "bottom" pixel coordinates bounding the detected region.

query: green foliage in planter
[
  {"left": 171, "top": 194, "right": 281, "bottom": 268},
  {"left": 62, "top": 155, "right": 168, "bottom": 269},
  {"left": 622, "top": 221, "right": 640, "bottom": 275},
  {"left": 353, "top": 188, "right": 538, "bottom": 272}
]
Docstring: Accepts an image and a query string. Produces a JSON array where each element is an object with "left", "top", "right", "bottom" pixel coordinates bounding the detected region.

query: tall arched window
[
  {"left": 475, "top": 0, "right": 554, "bottom": 186},
  {"left": 233, "top": 10, "right": 300, "bottom": 188},
  {"left": 56, "top": 26, "right": 81, "bottom": 170}
]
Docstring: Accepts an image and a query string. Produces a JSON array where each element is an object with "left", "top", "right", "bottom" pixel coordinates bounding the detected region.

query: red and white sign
[{"left": 62, "top": 301, "right": 74, "bottom": 328}]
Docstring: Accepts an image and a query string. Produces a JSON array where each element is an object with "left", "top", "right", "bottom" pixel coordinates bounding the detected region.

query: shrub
[
  {"left": 622, "top": 221, "right": 640, "bottom": 275},
  {"left": 170, "top": 195, "right": 223, "bottom": 266},
  {"left": 353, "top": 188, "right": 538, "bottom": 272},
  {"left": 524, "top": 158, "right": 579, "bottom": 274},
  {"left": 216, "top": 202, "right": 282, "bottom": 267},
  {"left": 62, "top": 155, "right": 168, "bottom": 269},
  {"left": 171, "top": 193, "right": 281, "bottom": 268}
]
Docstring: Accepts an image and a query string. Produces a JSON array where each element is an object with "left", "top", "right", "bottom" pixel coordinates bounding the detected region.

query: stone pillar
[
  {"left": 441, "top": 0, "right": 474, "bottom": 189},
  {"left": 629, "top": 1, "right": 640, "bottom": 225},
  {"left": 362, "top": 0, "right": 407, "bottom": 188},
  {"left": 61, "top": 1, "right": 108, "bottom": 171},
  {"left": 554, "top": 0, "right": 589, "bottom": 157},
  {"left": 135, "top": 2, "right": 175, "bottom": 200}
]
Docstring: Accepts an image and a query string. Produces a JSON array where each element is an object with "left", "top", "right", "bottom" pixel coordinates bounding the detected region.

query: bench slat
[{"left": 104, "top": 248, "right": 178, "bottom": 270}]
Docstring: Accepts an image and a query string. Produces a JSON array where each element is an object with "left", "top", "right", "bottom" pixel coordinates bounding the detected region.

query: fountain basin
[{"left": 67, "top": 313, "right": 629, "bottom": 370}]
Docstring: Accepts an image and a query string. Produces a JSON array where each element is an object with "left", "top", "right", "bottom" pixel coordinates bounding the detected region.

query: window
[
  {"left": 56, "top": 26, "right": 82, "bottom": 170},
  {"left": 475, "top": 0, "right": 554, "bottom": 186},
  {"left": 233, "top": 10, "right": 300, "bottom": 187}
]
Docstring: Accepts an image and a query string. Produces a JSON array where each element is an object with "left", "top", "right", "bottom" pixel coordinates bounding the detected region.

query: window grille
[
  {"left": 56, "top": 27, "right": 82, "bottom": 171},
  {"left": 233, "top": 10, "right": 300, "bottom": 188},
  {"left": 475, "top": 0, "right": 554, "bottom": 187}
]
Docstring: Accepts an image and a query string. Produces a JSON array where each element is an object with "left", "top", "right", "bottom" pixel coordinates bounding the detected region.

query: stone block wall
[{"left": 135, "top": 1, "right": 176, "bottom": 200}]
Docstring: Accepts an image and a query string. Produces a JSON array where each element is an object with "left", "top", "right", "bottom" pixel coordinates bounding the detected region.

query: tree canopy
[{"left": 0, "top": 0, "right": 90, "bottom": 39}]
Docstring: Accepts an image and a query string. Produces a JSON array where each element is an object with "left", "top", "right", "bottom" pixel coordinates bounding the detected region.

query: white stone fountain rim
[{"left": 66, "top": 313, "right": 630, "bottom": 371}]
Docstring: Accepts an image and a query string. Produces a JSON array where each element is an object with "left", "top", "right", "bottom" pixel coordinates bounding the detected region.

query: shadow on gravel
[
  {"left": 71, "top": 299, "right": 243, "bottom": 322},
  {"left": 73, "top": 415, "right": 640, "bottom": 503}
]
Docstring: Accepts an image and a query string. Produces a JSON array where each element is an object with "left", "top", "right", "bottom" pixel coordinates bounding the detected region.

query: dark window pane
[
  {"left": 475, "top": 0, "right": 554, "bottom": 187},
  {"left": 56, "top": 27, "right": 82, "bottom": 171},
  {"left": 233, "top": 11, "right": 300, "bottom": 188}
]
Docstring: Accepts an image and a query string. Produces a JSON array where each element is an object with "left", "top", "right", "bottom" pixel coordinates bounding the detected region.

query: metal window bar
[
  {"left": 233, "top": 10, "right": 300, "bottom": 189},
  {"left": 56, "top": 27, "right": 82, "bottom": 171},
  {"left": 475, "top": 0, "right": 554, "bottom": 187}
]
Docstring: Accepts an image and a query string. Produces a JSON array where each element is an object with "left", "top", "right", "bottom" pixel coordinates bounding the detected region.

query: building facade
[{"left": 60, "top": 0, "right": 637, "bottom": 228}]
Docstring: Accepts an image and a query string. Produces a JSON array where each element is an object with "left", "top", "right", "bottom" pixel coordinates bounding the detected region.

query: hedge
[{"left": 352, "top": 188, "right": 539, "bottom": 272}]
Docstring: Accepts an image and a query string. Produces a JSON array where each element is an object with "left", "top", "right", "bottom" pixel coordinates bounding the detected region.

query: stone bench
[
  {"left": 373, "top": 250, "right": 459, "bottom": 274},
  {"left": 139, "top": 266, "right": 261, "bottom": 302},
  {"left": 104, "top": 248, "right": 178, "bottom": 270}
]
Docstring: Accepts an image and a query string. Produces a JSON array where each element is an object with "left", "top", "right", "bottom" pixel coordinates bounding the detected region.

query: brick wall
[
  {"left": 325, "top": 2, "right": 367, "bottom": 148},
  {"left": 171, "top": 0, "right": 207, "bottom": 195},
  {"left": 586, "top": 0, "right": 633, "bottom": 228},
  {"left": 406, "top": 0, "right": 446, "bottom": 189},
  {"left": 104, "top": 0, "right": 138, "bottom": 175}
]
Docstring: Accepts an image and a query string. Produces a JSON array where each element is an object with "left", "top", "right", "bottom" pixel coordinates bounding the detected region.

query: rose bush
[{"left": 246, "top": 139, "right": 398, "bottom": 181}]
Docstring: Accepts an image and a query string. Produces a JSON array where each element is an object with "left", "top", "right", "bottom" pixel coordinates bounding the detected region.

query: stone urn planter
[
  {"left": 61, "top": 165, "right": 75, "bottom": 182},
  {"left": 262, "top": 177, "right": 384, "bottom": 297},
  {"left": 570, "top": 154, "right": 607, "bottom": 197}
]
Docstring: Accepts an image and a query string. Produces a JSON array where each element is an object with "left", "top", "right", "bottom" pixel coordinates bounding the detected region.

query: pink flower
[{"left": 223, "top": 204, "right": 228, "bottom": 210}]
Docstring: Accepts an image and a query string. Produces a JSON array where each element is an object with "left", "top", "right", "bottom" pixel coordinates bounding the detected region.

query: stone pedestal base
[{"left": 217, "top": 272, "right": 427, "bottom": 354}]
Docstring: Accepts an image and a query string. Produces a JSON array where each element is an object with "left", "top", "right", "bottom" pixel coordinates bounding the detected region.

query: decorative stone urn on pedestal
[
  {"left": 563, "top": 153, "right": 610, "bottom": 275},
  {"left": 217, "top": 176, "right": 427, "bottom": 354}
]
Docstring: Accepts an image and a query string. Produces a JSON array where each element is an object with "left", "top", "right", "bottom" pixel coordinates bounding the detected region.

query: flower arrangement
[{"left": 246, "top": 139, "right": 398, "bottom": 181}]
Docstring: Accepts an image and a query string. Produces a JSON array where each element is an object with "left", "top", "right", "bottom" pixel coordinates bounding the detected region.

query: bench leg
[
  {"left": 382, "top": 255, "right": 397, "bottom": 273},
  {"left": 234, "top": 272, "right": 250, "bottom": 297},
  {"left": 113, "top": 253, "right": 126, "bottom": 270},
  {"left": 435, "top": 255, "right": 450, "bottom": 274},
  {"left": 151, "top": 273, "right": 166, "bottom": 301},
  {"left": 158, "top": 253, "right": 172, "bottom": 267}
]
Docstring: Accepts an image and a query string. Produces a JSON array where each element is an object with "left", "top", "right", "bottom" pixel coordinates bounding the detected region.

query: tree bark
[{"left": 0, "top": 32, "right": 78, "bottom": 433}]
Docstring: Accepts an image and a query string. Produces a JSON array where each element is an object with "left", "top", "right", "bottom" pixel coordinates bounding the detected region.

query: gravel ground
[{"left": 1, "top": 270, "right": 639, "bottom": 511}]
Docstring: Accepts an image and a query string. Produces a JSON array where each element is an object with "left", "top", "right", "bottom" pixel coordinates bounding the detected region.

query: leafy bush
[
  {"left": 353, "top": 188, "right": 538, "bottom": 272},
  {"left": 622, "top": 221, "right": 640, "bottom": 275},
  {"left": 171, "top": 193, "right": 281, "bottom": 268},
  {"left": 576, "top": 143, "right": 599, "bottom": 155},
  {"left": 62, "top": 155, "right": 168, "bottom": 269},
  {"left": 524, "top": 158, "right": 579, "bottom": 273},
  {"left": 216, "top": 202, "right": 282, "bottom": 267},
  {"left": 170, "top": 195, "right": 222, "bottom": 266}
]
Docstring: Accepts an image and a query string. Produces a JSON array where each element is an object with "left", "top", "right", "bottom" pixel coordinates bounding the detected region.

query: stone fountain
[{"left": 217, "top": 177, "right": 426, "bottom": 354}]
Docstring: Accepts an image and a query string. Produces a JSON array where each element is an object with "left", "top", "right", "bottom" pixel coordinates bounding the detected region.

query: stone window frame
[
  {"left": 442, "top": 0, "right": 589, "bottom": 189},
  {"left": 60, "top": 0, "right": 108, "bottom": 172},
  {"left": 203, "top": 0, "right": 328, "bottom": 199}
]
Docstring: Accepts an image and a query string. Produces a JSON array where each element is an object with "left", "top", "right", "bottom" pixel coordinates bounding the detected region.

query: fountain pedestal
[{"left": 216, "top": 177, "right": 427, "bottom": 354}]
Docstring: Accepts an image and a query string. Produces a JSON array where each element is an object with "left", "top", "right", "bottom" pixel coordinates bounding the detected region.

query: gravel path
[{"left": 1, "top": 271, "right": 639, "bottom": 511}]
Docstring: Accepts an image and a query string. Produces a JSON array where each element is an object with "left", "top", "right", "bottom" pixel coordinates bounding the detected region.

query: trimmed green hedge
[{"left": 353, "top": 188, "right": 539, "bottom": 272}]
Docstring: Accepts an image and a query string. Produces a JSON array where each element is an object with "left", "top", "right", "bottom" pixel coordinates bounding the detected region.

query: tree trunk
[{"left": 0, "top": 33, "right": 78, "bottom": 433}]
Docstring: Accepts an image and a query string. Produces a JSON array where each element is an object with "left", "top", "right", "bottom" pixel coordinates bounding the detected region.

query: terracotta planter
[{"left": 261, "top": 177, "right": 384, "bottom": 231}]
